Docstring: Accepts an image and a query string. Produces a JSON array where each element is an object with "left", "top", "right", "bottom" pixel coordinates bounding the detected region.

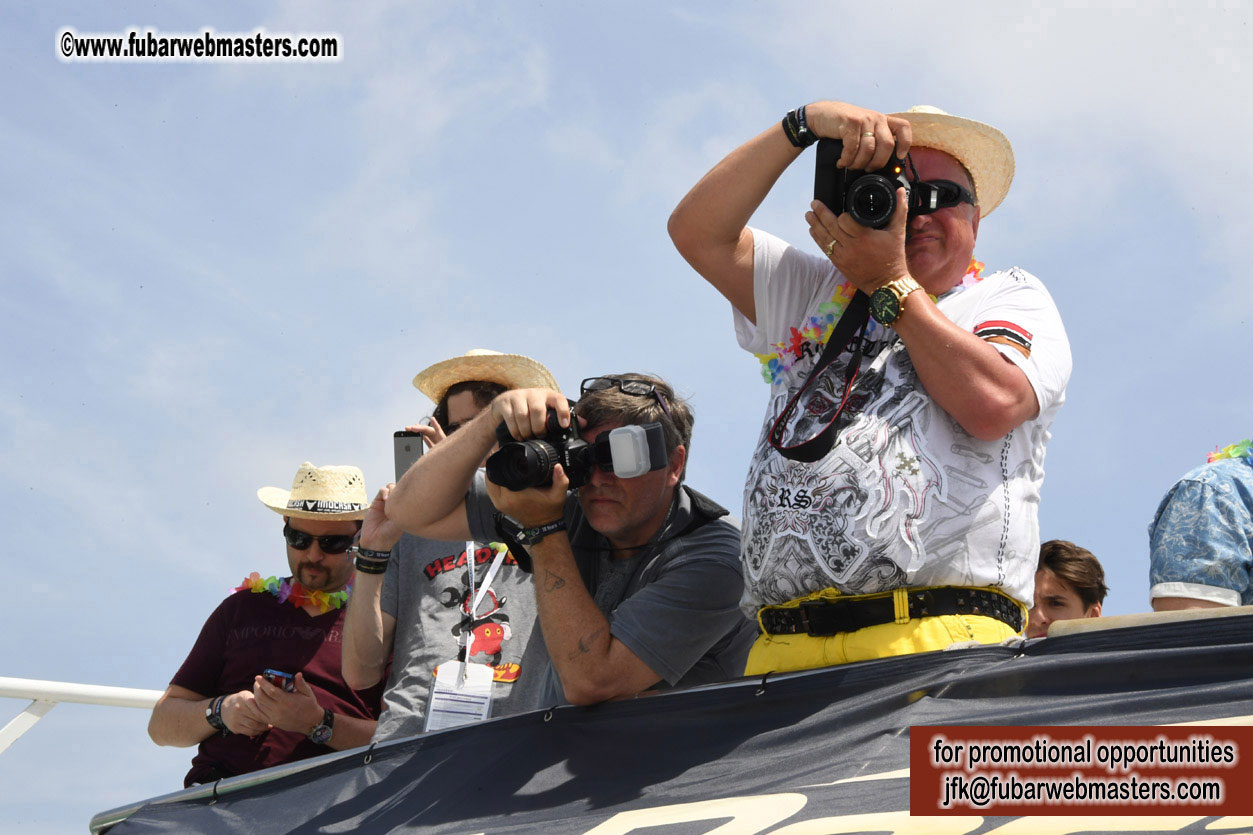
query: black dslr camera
[
  {"left": 813, "top": 138, "right": 912, "bottom": 229},
  {"left": 485, "top": 404, "right": 669, "bottom": 492},
  {"left": 486, "top": 404, "right": 596, "bottom": 491}
]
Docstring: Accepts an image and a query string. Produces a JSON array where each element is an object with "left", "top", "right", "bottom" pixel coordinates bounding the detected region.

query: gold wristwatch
[{"left": 869, "top": 276, "right": 923, "bottom": 326}]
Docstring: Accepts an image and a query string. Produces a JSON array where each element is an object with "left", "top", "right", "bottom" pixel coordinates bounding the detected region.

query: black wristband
[
  {"left": 517, "top": 518, "right": 567, "bottom": 546},
  {"left": 354, "top": 556, "right": 388, "bottom": 574},
  {"left": 782, "top": 106, "right": 817, "bottom": 149},
  {"left": 350, "top": 545, "right": 391, "bottom": 574},
  {"left": 206, "top": 695, "right": 228, "bottom": 733}
]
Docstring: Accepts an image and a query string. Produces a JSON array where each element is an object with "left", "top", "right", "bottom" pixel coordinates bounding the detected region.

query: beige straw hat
[
  {"left": 889, "top": 105, "right": 1015, "bottom": 218},
  {"left": 412, "top": 349, "right": 560, "bottom": 404},
  {"left": 257, "top": 462, "right": 370, "bottom": 521}
]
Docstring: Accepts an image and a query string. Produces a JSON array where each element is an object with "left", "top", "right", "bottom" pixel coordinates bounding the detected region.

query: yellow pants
[{"left": 745, "top": 586, "right": 1025, "bottom": 675}]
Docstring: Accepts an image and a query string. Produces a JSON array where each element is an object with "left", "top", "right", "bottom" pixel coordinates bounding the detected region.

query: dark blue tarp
[{"left": 103, "top": 614, "right": 1253, "bottom": 834}]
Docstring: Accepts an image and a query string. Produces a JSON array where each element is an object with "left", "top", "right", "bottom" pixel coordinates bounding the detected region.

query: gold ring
[
  {"left": 861, "top": 131, "right": 875, "bottom": 137},
  {"left": 825, "top": 239, "right": 837, "bottom": 257}
]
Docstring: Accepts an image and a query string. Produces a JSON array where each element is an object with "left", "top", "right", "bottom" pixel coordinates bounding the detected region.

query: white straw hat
[
  {"left": 412, "top": 349, "right": 560, "bottom": 404},
  {"left": 257, "top": 462, "right": 369, "bottom": 521},
  {"left": 889, "top": 105, "right": 1015, "bottom": 217}
]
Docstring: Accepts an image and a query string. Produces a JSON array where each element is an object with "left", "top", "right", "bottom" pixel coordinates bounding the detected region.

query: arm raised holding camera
[{"left": 668, "top": 100, "right": 911, "bottom": 325}]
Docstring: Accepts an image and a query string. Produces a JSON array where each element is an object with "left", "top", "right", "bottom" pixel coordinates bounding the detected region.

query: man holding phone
[
  {"left": 148, "top": 463, "right": 385, "bottom": 787},
  {"left": 668, "top": 102, "right": 1071, "bottom": 672},
  {"left": 342, "top": 349, "right": 560, "bottom": 738}
]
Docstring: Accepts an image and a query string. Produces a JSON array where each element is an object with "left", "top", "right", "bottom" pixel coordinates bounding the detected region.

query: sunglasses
[
  {"left": 580, "top": 377, "right": 675, "bottom": 425},
  {"left": 911, "top": 179, "right": 976, "bottom": 215},
  {"left": 282, "top": 523, "right": 354, "bottom": 554}
]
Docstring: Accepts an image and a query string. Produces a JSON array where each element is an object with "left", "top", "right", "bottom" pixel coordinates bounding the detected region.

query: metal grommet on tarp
[
  {"left": 542, "top": 708, "right": 554, "bottom": 723},
  {"left": 208, "top": 779, "right": 221, "bottom": 805},
  {"left": 363, "top": 741, "right": 378, "bottom": 765},
  {"left": 755, "top": 672, "right": 771, "bottom": 696}
]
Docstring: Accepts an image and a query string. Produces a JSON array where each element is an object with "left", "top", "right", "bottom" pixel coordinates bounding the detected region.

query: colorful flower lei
[
  {"left": 1207, "top": 439, "right": 1253, "bottom": 464},
  {"left": 233, "top": 572, "right": 352, "bottom": 614},
  {"left": 754, "top": 258, "right": 985, "bottom": 385}
]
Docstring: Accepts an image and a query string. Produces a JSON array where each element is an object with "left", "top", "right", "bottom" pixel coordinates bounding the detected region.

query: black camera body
[
  {"left": 486, "top": 404, "right": 597, "bottom": 491},
  {"left": 813, "top": 138, "right": 911, "bottom": 230}
]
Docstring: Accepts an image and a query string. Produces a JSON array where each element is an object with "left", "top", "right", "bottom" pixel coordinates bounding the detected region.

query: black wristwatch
[
  {"left": 307, "top": 708, "right": 334, "bottom": 745},
  {"left": 205, "top": 695, "right": 228, "bottom": 734},
  {"left": 869, "top": 276, "right": 923, "bottom": 326}
]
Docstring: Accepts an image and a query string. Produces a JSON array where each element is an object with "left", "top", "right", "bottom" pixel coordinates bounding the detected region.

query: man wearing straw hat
[
  {"left": 342, "top": 349, "right": 559, "bottom": 738},
  {"left": 149, "top": 463, "right": 385, "bottom": 787},
  {"left": 669, "top": 101, "right": 1071, "bottom": 672}
]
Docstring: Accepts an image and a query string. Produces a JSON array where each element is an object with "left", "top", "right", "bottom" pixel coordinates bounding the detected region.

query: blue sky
[{"left": 3, "top": 2, "right": 1251, "bottom": 831}]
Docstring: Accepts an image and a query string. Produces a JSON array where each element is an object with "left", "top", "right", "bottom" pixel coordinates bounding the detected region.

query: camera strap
[{"left": 767, "top": 290, "right": 870, "bottom": 463}]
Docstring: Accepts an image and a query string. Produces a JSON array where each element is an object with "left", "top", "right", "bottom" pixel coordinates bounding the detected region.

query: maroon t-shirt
[{"left": 171, "top": 586, "right": 385, "bottom": 787}]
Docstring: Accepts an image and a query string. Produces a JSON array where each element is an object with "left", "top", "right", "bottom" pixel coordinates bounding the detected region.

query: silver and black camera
[{"left": 485, "top": 405, "right": 668, "bottom": 491}]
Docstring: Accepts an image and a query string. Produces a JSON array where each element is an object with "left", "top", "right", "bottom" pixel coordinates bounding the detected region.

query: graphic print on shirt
[
  {"left": 437, "top": 566, "right": 521, "bottom": 683},
  {"left": 743, "top": 338, "right": 1011, "bottom": 607}
]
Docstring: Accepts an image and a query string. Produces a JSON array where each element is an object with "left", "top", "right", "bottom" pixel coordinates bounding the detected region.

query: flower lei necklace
[
  {"left": 754, "top": 258, "right": 986, "bottom": 385},
  {"left": 1207, "top": 439, "right": 1253, "bottom": 464},
  {"left": 233, "top": 572, "right": 352, "bottom": 614}
]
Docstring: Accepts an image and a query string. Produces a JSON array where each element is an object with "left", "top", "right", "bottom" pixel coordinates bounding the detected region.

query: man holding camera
[
  {"left": 342, "top": 350, "right": 558, "bottom": 738},
  {"left": 386, "top": 374, "right": 750, "bottom": 707},
  {"left": 668, "top": 102, "right": 1071, "bottom": 673}
]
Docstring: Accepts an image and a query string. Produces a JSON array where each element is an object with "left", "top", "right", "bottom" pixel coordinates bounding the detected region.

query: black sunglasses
[
  {"left": 580, "top": 377, "right": 675, "bottom": 425},
  {"left": 282, "top": 523, "right": 354, "bottom": 554},
  {"left": 911, "top": 179, "right": 976, "bottom": 215}
]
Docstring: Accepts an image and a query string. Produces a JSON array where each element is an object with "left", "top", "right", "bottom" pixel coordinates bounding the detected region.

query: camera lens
[
  {"left": 485, "top": 440, "right": 559, "bottom": 491},
  {"left": 847, "top": 176, "right": 896, "bottom": 228}
]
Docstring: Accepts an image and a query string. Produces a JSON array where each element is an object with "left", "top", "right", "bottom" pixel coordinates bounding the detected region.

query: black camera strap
[{"left": 767, "top": 290, "right": 871, "bottom": 463}]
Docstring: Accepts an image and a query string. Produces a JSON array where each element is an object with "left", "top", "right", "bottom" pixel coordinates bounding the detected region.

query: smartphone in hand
[
  {"left": 262, "top": 669, "right": 296, "bottom": 693},
  {"left": 394, "top": 426, "right": 426, "bottom": 481}
]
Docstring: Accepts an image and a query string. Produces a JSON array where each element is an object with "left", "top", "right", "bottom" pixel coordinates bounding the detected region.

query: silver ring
[{"left": 825, "top": 239, "right": 837, "bottom": 257}]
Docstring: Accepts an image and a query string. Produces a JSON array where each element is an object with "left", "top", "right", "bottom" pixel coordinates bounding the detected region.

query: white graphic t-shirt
[{"left": 733, "top": 229, "right": 1071, "bottom": 610}]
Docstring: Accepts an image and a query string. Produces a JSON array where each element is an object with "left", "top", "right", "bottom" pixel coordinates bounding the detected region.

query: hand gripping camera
[
  {"left": 485, "top": 405, "right": 669, "bottom": 491},
  {"left": 813, "top": 139, "right": 913, "bottom": 230},
  {"left": 814, "top": 139, "right": 976, "bottom": 230}
]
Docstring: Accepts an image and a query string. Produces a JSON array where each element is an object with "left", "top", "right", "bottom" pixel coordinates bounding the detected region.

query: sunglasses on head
[
  {"left": 282, "top": 523, "right": 354, "bottom": 554},
  {"left": 580, "top": 377, "right": 675, "bottom": 425},
  {"left": 910, "top": 179, "right": 976, "bottom": 215}
]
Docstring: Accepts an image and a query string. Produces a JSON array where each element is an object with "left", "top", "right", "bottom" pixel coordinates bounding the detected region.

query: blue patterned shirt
[{"left": 1148, "top": 458, "right": 1253, "bottom": 606}]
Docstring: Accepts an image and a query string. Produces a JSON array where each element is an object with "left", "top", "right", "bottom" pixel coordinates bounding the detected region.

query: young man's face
[
  {"left": 284, "top": 516, "right": 359, "bottom": 593},
  {"left": 576, "top": 421, "right": 685, "bottom": 553},
  {"left": 1026, "top": 568, "right": 1102, "bottom": 638}
]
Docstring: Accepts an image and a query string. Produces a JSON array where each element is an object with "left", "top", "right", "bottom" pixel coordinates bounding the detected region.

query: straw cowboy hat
[
  {"left": 412, "top": 349, "right": 560, "bottom": 404},
  {"left": 889, "top": 105, "right": 1015, "bottom": 218},
  {"left": 257, "top": 462, "right": 370, "bottom": 521}
]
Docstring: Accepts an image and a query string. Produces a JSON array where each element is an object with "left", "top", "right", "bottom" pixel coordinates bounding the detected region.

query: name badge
[{"left": 423, "top": 660, "right": 494, "bottom": 732}]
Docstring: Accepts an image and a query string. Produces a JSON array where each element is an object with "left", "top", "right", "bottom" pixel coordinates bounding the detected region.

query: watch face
[
  {"left": 870, "top": 286, "right": 901, "bottom": 325},
  {"left": 309, "top": 709, "right": 333, "bottom": 744}
]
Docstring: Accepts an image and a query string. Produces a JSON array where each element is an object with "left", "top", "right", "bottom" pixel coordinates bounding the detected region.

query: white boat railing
[{"left": 0, "top": 676, "right": 162, "bottom": 755}]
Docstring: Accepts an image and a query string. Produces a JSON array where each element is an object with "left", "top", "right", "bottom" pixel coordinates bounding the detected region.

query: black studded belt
[{"left": 758, "top": 587, "right": 1024, "bottom": 636}]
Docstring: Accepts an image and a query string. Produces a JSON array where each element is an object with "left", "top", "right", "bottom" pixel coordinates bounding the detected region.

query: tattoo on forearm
[
  {"left": 543, "top": 569, "right": 566, "bottom": 592},
  {"left": 568, "top": 627, "right": 607, "bottom": 659}
]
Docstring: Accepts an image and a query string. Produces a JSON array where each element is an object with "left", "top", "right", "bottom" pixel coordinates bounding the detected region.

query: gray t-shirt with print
[{"left": 371, "top": 475, "right": 541, "bottom": 741}]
